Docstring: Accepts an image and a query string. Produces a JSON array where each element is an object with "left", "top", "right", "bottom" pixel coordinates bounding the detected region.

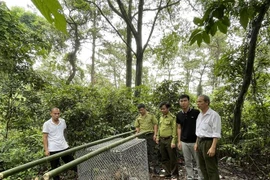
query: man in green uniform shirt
[
  {"left": 134, "top": 103, "right": 159, "bottom": 174},
  {"left": 156, "top": 102, "right": 178, "bottom": 179}
]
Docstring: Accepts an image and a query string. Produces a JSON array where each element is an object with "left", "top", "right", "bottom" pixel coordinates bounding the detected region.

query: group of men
[
  {"left": 43, "top": 94, "right": 221, "bottom": 180},
  {"left": 135, "top": 94, "right": 221, "bottom": 180}
]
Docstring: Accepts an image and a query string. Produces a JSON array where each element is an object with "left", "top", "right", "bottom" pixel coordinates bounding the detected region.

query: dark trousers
[
  {"left": 197, "top": 139, "right": 220, "bottom": 180},
  {"left": 159, "top": 137, "right": 178, "bottom": 176},
  {"left": 141, "top": 133, "right": 159, "bottom": 169},
  {"left": 50, "top": 148, "right": 77, "bottom": 180}
]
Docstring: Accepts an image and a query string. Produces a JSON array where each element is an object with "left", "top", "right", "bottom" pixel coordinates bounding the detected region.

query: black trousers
[{"left": 50, "top": 148, "right": 77, "bottom": 180}]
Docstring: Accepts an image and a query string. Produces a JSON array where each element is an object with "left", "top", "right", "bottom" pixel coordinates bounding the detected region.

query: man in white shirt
[
  {"left": 43, "top": 108, "right": 77, "bottom": 180},
  {"left": 194, "top": 95, "right": 221, "bottom": 180}
]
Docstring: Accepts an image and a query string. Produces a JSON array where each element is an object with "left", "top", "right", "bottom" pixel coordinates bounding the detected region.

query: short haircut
[
  {"left": 199, "top": 95, "right": 210, "bottom": 105},
  {"left": 179, "top": 94, "right": 190, "bottom": 101},
  {"left": 159, "top": 101, "right": 171, "bottom": 109},
  {"left": 137, "top": 103, "right": 146, "bottom": 109},
  {"left": 51, "top": 107, "right": 60, "bottom": 112}
]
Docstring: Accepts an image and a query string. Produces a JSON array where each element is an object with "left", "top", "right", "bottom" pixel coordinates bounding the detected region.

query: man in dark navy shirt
[{"left": 177, "top": 94, "right": 203, "bottom": 180}]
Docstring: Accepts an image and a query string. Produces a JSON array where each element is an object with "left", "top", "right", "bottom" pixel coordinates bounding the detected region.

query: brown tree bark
[
  {"left": 126, "top": 0, "right": 132, "bottom": 88},
  {"left": 91, "top": 4, "right": 98, "bottom": 85},
  {"left": 65, "top": 14, "right": 81, "bottom": 85},
  {"left": 232, "top": 0, "right": 270, "bottom": 143}
]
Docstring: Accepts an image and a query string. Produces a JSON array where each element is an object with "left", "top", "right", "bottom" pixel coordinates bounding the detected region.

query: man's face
[
  {"left": 197, "top": 96, "right": 207, "bottom": 111},
  {"left": 50, "top": 108, "right": 60, "bottom": 121},
  {"left": 179, "top": 97, "right": 189, "bottom": 109},
  {"left": 138, "top": 107, "right": 146, "bottom": 116},
  {"left": 160, "top": 105, "right": 169, "bottom": 115}
]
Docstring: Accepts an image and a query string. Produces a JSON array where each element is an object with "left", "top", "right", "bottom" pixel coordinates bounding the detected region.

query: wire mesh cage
[{"left": 75, "top": 138, "right": 149, "bottom": 180}]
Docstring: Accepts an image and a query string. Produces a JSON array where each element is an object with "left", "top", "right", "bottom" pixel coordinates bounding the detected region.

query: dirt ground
[{"left": 149, "top": 161, "right": 267, "bottom": 180}]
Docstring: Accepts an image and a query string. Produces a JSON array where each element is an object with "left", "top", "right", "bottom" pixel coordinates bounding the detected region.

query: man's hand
[
  {"left": 178, "top": 141, "right": 182, "bottom": 150},
  {"left": 156, "top": 139, "right": 159, "bottom": 144},
  {"left": 171, "top": 144, "right": 176, "bottom": 149},
  {"left": 194, "top": 143, "right": 198, "bottom": 151},
  {"left": 153, "top": 134, "right": 156, "bottom": 141},
  {"left": 207, "top": 147, "right": 216, "bottom": 157},
  {"left": 44, "top": 150, "right": 50, "bottom": 156}
]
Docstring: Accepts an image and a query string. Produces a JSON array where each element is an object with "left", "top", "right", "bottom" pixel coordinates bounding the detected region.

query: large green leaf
[
  {"left": 31, "top": 0, "right": 67, "bottom": 34},
  {"left": 217, "top": 20, "right": 228, "bottom": 34},
  {"left": 193, "top": 17, "right": 203, "bottom": 26},
  {"left": 222, "top": 16, "right": 230, "bottom": 26},
  {"left": 240, "top": 7, "right": 249, "bottom": 29},
  {"left": 202, "top": 31, "right": 210, "bottom": 44},
  {"left": 189, "top": 29, "right": 203, "bottom": 45},
  {"left": 210, "top": 22, "right": 218, "bottom": 36},
  {"left": 212, "top": 5, "right": 225, "bottom": 19}
]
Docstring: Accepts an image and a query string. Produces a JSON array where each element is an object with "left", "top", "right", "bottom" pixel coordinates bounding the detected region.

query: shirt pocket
[{"left": 164, "top": 119, "right": 171, "bottom": 126}]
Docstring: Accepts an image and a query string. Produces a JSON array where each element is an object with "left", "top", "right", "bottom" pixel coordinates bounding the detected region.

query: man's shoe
[
  {"left": 159, "top": 173, "right": 165, "bottom": 177},
  {"left": 171, "top": 176, "right": 178, "bottom": 180}
]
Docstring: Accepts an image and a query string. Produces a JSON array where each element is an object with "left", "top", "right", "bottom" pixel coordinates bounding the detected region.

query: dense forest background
[{"left": 0, "top": 0, "right": 269, "bottom": 179}]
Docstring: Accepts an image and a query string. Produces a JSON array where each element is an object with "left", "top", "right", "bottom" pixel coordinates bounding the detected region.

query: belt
[
  {"left": 159, "top": 136, "right": 172, "bottom": 140},
  {"left": 199, "top": 137, "right": 213, "bottom": 142}
]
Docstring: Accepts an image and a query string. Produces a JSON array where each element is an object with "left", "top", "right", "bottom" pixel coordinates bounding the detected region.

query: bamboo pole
[
  {"left": 43, "top": 131, "right": 149, "bottom": 180},
  {"left": 0, "top": 130, "right": 135, "bottom": 179}
]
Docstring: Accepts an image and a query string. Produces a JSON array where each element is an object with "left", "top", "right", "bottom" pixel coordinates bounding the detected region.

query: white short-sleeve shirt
[
  {"left": 43, "top": 118, "right": 69, "bottom": 152},
  {"left": 196, "top": 108, "right": 221, "bottom": 138}
]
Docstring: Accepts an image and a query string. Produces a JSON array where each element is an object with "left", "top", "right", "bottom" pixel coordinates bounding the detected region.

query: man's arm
[
  {"left": 171, "top": 117, "right": 177, "bottom": 148},
  {"left": 207, "top": 137, "right": 218, "bottom": 157},
  {"left": 207, "top": 112, "right": 221, "bottom": 156},
  {"left": 134, "top": 118, "right": 140, "bottom": 133},
  {"left": 43, "top": 133, "right": 49, "bottom": 156},
  {"left": 177, "top": 124, "right": 182, "bottom": 149},
  {"left": 153, "top": 124, "right": 158, "bottom": 141},
  {"left": 194, "top": 137, "right": 199, "bottom": 151},
  {"left": 156, "top": 119, "right": 160, "bottom": 144},
  {"left": 135, "top": 127, "right": 140, "bottom": 133}
]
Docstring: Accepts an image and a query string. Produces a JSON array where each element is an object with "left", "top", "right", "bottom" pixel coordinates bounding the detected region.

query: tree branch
[
  {"left": 107, "top": 0, "right": 123, "bottom": 18},
  {"left": 116, "top": 0, "right": 138, "bottom": 37},
  {"left": 142, "top": 0, "right": 180, "bottom": 52},
  {"left": 86, "top": 0, "right": 137, "bottom": 56}
]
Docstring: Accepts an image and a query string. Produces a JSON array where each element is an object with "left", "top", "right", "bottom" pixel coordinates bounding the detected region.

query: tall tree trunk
[
  {"left": 66, "top": 23, "right": 80, "bottom": 85},
  {"left": 134, "top": 0, "right": 144, "bottom": 97},
  {"left": 232, "top": 0, "right": 270, "bottom": 143},
  {"left": 126, "top": 0, "right": 132, "bottom": 87},
  {"left": 91, "top": 6, "right": 98, "bottom": 85},
  {"left": 135, "top": 48, "right": 143, "bottom": 96},
  {"left": 197, "top": 64, "right": 206, "bottom": 96},
  {"left": 113, "top": 65, "right": 117, "bottom": 88},
  {"left": 66, "top": 51, "right": 77, "bottom": 85}
]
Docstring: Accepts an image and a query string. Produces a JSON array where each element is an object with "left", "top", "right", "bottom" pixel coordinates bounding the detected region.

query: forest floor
[{"left": 149, "top": 160, "right": 269, "bottom": 180}]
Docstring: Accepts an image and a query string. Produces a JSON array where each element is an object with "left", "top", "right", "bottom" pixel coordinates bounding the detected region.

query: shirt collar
[
  {"left": 181, "top": 107, "right": 192, "bottom": 114},
  {"left": 50, "top": 118, "right": 61, "bottom": 125}
]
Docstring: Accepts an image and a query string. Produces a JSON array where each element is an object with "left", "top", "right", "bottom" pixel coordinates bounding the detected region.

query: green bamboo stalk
[
  {"left": 0, "top": 130, "right": 135, "bottom": 179},
  {"left": 43, "top": 131, "right": 149, "bottom": 180}
]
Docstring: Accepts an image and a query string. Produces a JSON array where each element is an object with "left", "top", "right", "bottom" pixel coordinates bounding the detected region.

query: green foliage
[
  {"left": 39, "top": 84, "right": 138, "bottom": 146},
  {"left": 0, "top": 129, "right": 45, "bottom": 179},
  {"left": 152, "top": 80, "right": 186, "bottom": 114},
  {"left": 31, "top": 0, "right": 67, "bottom": 34},
  {"left": 189, "top": 0, "right": 258, "bottom": 46},
  {"left": 153, "top": 31, "right": 180, "bottom": 67}
]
